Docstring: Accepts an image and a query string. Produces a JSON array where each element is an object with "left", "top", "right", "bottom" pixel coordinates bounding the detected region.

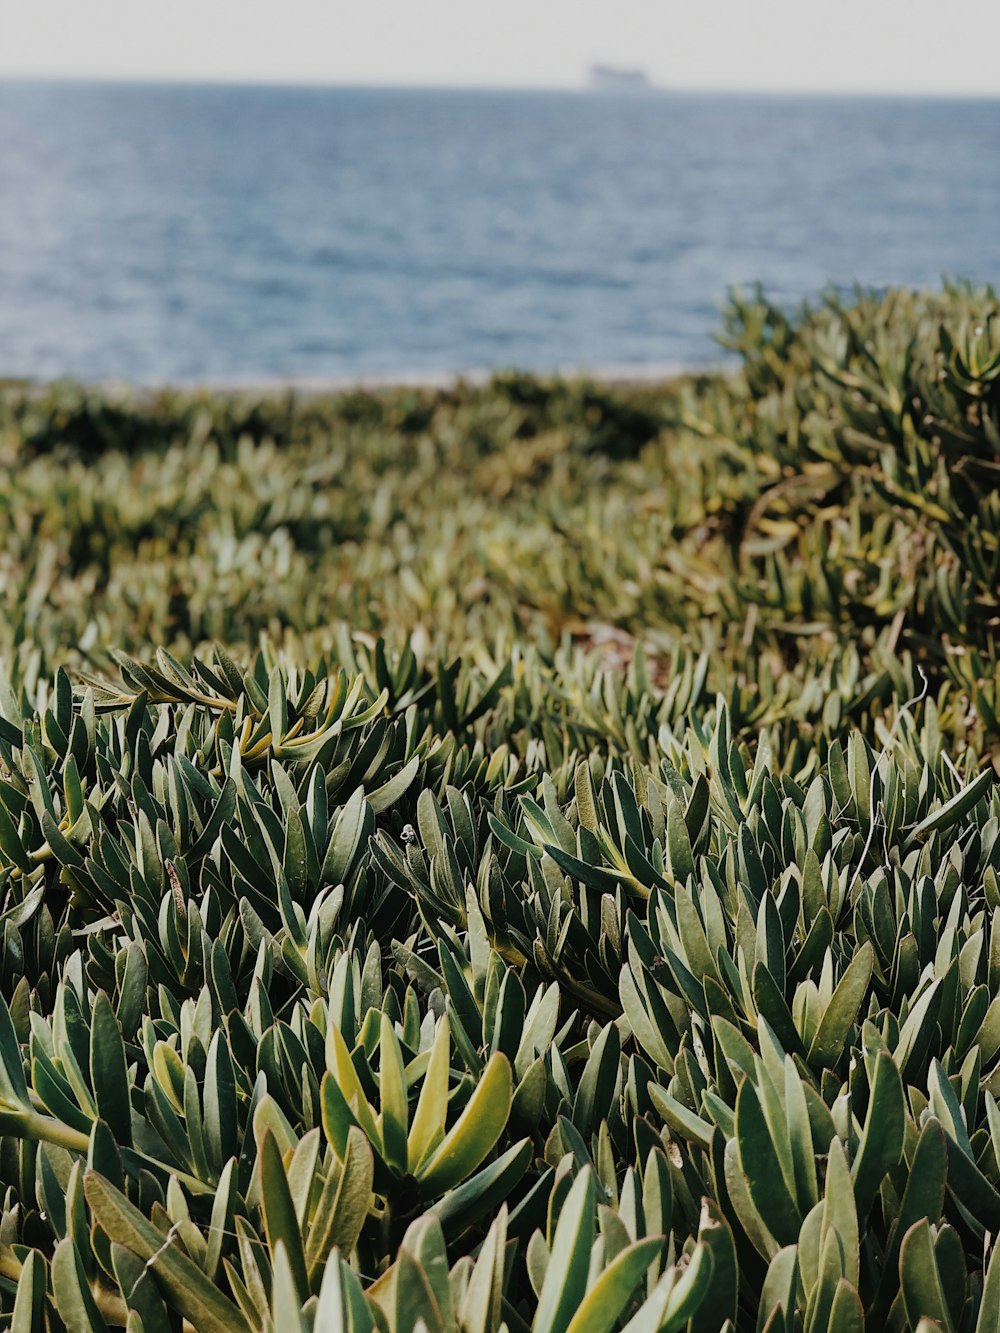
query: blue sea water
[{"left": 0, "top": 81, "right": 998, "bottom": 384}]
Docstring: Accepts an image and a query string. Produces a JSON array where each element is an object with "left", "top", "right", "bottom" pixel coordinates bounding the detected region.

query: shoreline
[
  {"left": 4, "top": 359, "right": 724, "bottom": 398},
  {"left": 182, "top": 359, "right": 712, "bottom": 393}
]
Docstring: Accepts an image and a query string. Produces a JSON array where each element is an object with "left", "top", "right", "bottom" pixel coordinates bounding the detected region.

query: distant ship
[{"left": 587, "top": 64, "right": 653, "bottom": 91}]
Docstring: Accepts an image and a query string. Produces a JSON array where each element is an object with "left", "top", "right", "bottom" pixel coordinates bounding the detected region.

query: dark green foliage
[{"left": 1, "top": 283, "right": 1000, "bottom": 1330}]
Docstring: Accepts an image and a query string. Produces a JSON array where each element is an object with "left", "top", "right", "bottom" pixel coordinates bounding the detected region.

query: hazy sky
[{"left": 2, "top": 0, "right": 998, "bottom": 95}]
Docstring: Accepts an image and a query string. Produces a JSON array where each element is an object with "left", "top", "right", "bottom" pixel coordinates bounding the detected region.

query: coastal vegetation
[{"left": 1, "top": 282, "right": 1000, "bottom": 1330}]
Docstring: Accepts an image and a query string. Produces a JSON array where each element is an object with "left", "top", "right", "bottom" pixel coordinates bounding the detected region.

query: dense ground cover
[{"left": 1, "top": 283, "right": 999, "bottom": 1330}]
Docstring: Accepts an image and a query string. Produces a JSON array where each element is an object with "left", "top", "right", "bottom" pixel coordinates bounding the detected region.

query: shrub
[{"left": 1, "top": 284, "right": 999, "bottom": 1330}]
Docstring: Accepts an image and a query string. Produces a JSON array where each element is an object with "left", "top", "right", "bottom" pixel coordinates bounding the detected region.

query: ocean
[{"left": 1, "top": 81, "right": 998, "bottom": 385}]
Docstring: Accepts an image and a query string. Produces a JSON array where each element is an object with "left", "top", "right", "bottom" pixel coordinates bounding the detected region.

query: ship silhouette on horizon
[{"left": 587, "top": 64, "right": 653, "bottom": 91}]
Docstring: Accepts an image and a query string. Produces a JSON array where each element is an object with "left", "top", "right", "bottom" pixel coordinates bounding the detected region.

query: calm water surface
[{"left": 0, "top": 82, "right": 998, "bottom": 383}]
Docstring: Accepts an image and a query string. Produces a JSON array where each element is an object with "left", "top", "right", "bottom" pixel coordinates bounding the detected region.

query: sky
[{"left": 1, "top": 0, "right": 998, "bottom": 96}]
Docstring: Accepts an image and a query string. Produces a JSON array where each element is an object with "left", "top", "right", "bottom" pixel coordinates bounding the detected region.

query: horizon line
[{"left": 1, "top": 71, "right": 998, "bottom": 101}]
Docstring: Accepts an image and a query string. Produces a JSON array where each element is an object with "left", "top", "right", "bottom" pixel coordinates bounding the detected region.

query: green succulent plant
[{"left": 2, "top": 284, "right": 1000, "bottom": 1330}]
